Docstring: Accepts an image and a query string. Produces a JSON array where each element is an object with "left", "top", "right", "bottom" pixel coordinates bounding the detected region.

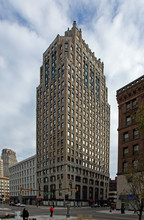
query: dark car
[{"left": 91, "top": 203, "right": 100, "bottom": 208}]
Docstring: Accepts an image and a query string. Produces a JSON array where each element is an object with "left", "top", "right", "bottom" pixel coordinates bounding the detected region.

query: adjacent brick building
[{"left": 116, "top": 75, "right": 144, "bottom": 209}]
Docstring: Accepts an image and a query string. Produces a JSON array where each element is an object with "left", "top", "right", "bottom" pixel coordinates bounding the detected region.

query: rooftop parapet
[{"left": 117, "top": 75, "right": 144, "bottom": 95}]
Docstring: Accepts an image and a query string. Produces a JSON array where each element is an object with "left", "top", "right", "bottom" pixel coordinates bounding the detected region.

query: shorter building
[
  {"left": 116, "top": 75, "right": 144, "bottom": 209},
  {"left": 1, "top": 148, "right": 17, "bottom": 177},
  {"left": 9, "top": 155, "right": 36, "bottom": 205},
  {"left": 109, "top": 177, "right": 117, "bottom": 204},
  {"left": 0, "top": 176, "right": 9, "bottom": 201},
  {"left": 0, "top": 157, "right": 3, "bottom": 177}
]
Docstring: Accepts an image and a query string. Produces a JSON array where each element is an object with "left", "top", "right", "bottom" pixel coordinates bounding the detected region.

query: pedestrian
[
  {"left": 22, "top": 208, "right": 29, "bottom": 220},
  {"left": 50, "top": 206, "right": 54, "bottom": 217}
]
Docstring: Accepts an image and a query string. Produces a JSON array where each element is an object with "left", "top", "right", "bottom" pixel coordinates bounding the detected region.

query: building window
[
  {"left": 132, "top": 160, "right": 138, "bottom": 168},
  {"left": 65, "top": 51, "right": 68, "bottom": 56},
  {"left": 65, "top": 43, "right": 68, "bottom": 48},
  {"left": 67, "top": 156, "right": 70, "bottom": 161},
  {"left": 126, "top": 101, "right": 130, "bottom": 111},
  {"left": 89, "top": 179, "right": 94, "bottom": 185},
  {"left": 133, "top": 144, "right": 138, "bottom": 155},
  {"left": 126, "top": 116, "right": 131, "bottom": 125},
  {"left": 123, "top": 147, "right": 128, "bottom": 158},
  {"left": 132, "top": 113, "right": 136, "bottom": 124},
  {"left": 71, "top": 109, "right": 74, "bottom": 114},
  {"left": 123, "top": 132, "right": 129, "bottom": 142},
  {"left": 123, "top": 162, "right": 128, "bottom": 172},
  {"left": 59, "top": 184, "right": 62, "bottom": 196},
  {"left": 133, "top": 129, "right": 139, "bottom": 139},
  {"left": 132, "top": 99, "right": 136, "bottom": 109}
]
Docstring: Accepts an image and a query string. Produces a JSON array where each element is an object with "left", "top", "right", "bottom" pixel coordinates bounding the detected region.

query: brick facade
[{"left": 116, "top": 75, "right": 144, "bottom": 209}]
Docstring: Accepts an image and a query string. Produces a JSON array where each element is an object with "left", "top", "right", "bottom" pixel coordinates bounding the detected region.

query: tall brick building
[
  {"left": 36, "top": 21, "right": 110, "bottom": 206},
  {"left": 116, "top": 75, "right": 144, "bottom": 209}
]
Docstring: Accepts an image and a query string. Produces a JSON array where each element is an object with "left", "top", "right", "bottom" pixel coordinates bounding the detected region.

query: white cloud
[
  {"left": 0, "top": 19, "right": 46, "bottom": 159},
  {"left": 8, "top": 0, "right": 71, "bottom": 38},
  {"left": 81, "top": 0, "right": 144, "bottom": 178},
  {"left": 0, "top": 0, "right": 144, "bottom": 178}
]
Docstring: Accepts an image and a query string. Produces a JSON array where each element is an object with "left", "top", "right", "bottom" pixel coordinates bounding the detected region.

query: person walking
[
  {"left": 50, "top": 206, "right": 54, "bottom": 217},
  {"left": 22, "top": 208, "right": 29, "bottom": 220}
]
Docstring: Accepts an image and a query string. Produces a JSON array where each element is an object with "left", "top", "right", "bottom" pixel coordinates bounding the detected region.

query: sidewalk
[
  {"left": 97, "top": 209, "right": 137, "bottom": 215},
  {"left": 1, "top": 215, "right": 77, "bottom": 220}
]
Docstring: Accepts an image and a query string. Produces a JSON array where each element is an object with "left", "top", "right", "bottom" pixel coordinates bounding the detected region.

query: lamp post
[
  {"left": 66, "top": 187, "right": 71, "bottom": 217},
  {"left": 66, "top": 203, "right": 70, "bottom": 217}
]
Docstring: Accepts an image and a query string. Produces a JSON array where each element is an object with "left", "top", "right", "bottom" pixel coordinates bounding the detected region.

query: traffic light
[
  {"left": 20, "top": 185, "right": 22, "bottom": 191},
  {"left": 24, "top": 190, "right": 26, "bottom": 195},
  {"left": 75, "top": 186, "right": 78, "bottom": 192},
  {"left": 30, "top": 187, "right": 32, "bottom": 192}
]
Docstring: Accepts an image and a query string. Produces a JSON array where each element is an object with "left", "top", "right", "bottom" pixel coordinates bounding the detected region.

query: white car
[{"left": 15, "top": 203, "right": 25, "bottom": 207}]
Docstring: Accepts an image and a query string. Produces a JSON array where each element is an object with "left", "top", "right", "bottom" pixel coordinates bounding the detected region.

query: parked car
[
  {"left": 91, "top": 203, "right": 100, "bottom": 208},
  {"left": 9, "top": 202, "right": 16, "bottom": 206},
  {"left": 101, "top": 203, "right": 109, "bottom": 207},
  {"left": 15, "top": 203, "right": 25, "bottom": 207}
]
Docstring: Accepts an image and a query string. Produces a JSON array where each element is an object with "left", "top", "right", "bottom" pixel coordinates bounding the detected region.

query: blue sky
[{"left": 0, "top": 0, "right": 144, "bottom": 179}]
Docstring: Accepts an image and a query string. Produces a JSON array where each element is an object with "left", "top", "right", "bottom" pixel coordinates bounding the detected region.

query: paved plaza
[{"left": 0, "top": 207, "right": 139, "bottom": 220}]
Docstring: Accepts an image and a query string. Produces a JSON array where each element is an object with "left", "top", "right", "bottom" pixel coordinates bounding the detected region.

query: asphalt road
[{"left": 0, "top": 204, "right": 144, "bottom": 220}]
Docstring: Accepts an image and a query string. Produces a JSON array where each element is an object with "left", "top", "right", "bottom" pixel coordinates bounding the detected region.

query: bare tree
[
  {"left": 136, "top": 105, "right": 144, "bottom": 135},
  {"left": 123, "top": 158, "right": 144, "bottom": 220}
]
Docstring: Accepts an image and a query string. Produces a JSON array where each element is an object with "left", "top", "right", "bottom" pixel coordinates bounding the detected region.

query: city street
[{"left": 0, "top": 204, "right": 144, "bottom": 220}]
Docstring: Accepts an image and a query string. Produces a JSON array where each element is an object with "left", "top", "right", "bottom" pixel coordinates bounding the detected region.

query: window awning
[{"left": 36, "top": 198, "right": 43, "bottom": 201}]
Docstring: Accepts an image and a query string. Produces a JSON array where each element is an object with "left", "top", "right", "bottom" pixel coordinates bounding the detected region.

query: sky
[{"left": 0, "top": 0, "right": 144, "bottom": 179}]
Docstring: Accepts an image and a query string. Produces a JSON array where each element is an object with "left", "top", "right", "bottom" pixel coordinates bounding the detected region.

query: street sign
[{"left": 45, "top": 192, "right": 52, "bottom": 195}]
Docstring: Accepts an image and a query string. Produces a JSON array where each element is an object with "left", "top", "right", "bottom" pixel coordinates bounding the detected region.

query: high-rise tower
[
  {"left": 1, "top": 149, "right": 17, "bottom": 177},
  {"left": 36, "top": 21, "right": 110, "bottom": 205},
  {"left": 0, "top": 157, "right": 3, "bottom": 177}
]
